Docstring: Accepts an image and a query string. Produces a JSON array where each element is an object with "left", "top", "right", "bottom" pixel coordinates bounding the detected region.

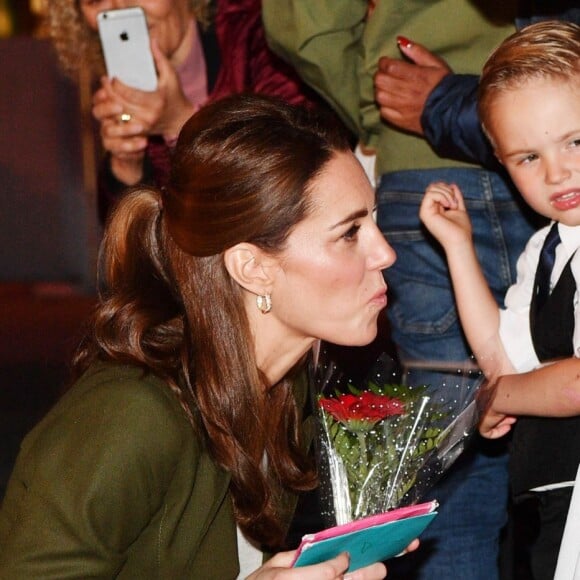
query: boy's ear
[{"left": 223, "top": 243, "right": 277, "bottom": 294}]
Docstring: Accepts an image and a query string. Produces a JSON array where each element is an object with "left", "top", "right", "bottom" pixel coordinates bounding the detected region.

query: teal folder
[{"left": 292, "top": 500, "right": 438, "bottom": 572}]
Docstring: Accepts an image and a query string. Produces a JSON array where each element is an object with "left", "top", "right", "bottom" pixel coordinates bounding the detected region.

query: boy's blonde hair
[{"left": 478, "top": 20, "right": 580, "bottom": 135}]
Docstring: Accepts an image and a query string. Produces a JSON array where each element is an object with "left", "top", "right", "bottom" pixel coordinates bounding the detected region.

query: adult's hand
[
  {"left": 246, "top": 551, "right": 386, "bottom": 580},
  {"left": 91, "top": 37, "right": 197, "bottom": 184},
  {"left": 92, "top": 77, "right": 148, "bottom": 185},
  {"left": 245, "top": 540, "right": 420, "bottom": 579},
  {"left": 100, "top": 39, "right": 197, "bottom": 142},
  {"left": 374, "top": 37, "right": 452, "bottom": 136}
]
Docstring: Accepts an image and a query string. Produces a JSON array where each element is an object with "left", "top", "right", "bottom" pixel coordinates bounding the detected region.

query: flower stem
[{"left": 357, "top": 431, "right": 368, "bottom": 480}]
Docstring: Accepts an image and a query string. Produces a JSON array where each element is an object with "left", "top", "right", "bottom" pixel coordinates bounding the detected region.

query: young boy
[{"left": 420, "top": 20, "right": 580, "bottom": 580}]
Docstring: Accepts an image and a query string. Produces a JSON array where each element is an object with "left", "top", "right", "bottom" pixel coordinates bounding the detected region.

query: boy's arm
[
  {"left": 480, "top": 357, "right": 580, "bottom": 437},
  {"left": 420, "top": 182, "right": 515, "bottom": 379}
]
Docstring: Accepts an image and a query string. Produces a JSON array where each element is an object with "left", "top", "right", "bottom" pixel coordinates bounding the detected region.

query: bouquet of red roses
[{"left": 312, "top": 347, "right": 480, "bottom": 526}]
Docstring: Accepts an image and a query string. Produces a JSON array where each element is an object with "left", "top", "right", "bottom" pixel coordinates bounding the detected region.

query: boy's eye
[
  {"left": 519, "top": 153, "right": 538, "bottom": 165},
  {"left": 570, "top": 138, "right": 580, "bottom": 148},
  {"left": 342, "top": 224, "right": 361, "bottom": 241}
]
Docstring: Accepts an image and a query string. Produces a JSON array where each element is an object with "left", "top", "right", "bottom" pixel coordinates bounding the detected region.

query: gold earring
[{"left": 256, "top": 294, "right": 272, "bottom": 314}]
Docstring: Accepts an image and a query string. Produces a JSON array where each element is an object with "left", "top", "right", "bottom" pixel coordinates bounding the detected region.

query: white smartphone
[{"left": 97, "top": 7, "right": 158, "bottom": 91}]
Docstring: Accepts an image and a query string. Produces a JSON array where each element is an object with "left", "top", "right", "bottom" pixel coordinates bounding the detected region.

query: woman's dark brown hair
[{"left": 74, "top": 94, "right": 350, "bottom": 547}]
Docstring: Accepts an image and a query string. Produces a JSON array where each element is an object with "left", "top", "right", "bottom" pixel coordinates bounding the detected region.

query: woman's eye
[
  {"left": 569, "top": 138, "right": 580, "bottom": 149},
  {"left": 342, "top": 224, "right": 361, "bottom": 241}
]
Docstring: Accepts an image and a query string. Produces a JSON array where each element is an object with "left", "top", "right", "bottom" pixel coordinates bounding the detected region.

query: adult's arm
[
  {"left": 0, "top": 369, "right": 188, "bottom": 577},
  {"left": 262, "top": 0, "right": 368, "bottom": 138},
  {"left": 97, "top": 153, "right": 156, "bottom": 224},
  {"left": 421, "top": 74, "right": 499, "bottom": 169}
]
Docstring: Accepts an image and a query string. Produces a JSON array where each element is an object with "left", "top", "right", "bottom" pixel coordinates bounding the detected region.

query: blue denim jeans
[{"left": 377, "top": 168, "right": 543, "bottom": 580}]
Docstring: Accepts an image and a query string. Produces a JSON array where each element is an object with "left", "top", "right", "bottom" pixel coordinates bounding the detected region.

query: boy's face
[{"left": 488, "top": 76, "right": 580, "bottom": 227}]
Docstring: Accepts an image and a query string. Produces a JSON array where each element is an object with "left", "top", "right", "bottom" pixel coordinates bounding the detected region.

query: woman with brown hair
[{"left": 0, "top": 95, "right": 401, "bottom": 578}]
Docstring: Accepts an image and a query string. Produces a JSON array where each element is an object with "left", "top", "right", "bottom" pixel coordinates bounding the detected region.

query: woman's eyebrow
[{"left": 328, "top": 208, "right": 368, "bottom": 231}]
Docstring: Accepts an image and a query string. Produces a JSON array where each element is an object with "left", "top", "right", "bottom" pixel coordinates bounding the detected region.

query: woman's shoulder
[
  {"left": 22, "top": 362, "right": 200, "bottom": 470},
  {"left": 73, "top": 361, "right": 184, "bottom": 407}
]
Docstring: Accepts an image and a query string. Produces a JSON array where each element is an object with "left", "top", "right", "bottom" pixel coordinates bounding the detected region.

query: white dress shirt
[{"left": 499, "top": 222, "right": 580, "bottom": 373}]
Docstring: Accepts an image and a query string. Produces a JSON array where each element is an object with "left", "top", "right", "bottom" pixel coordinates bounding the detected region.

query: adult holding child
[
  {"left": 420, "top": 21, "right": 580, "bottom": 580},
  {"left": 0, "top": 94, "right": 406, "bottom": 578}
]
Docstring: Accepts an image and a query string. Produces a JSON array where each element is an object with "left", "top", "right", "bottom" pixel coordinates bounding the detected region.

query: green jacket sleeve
[
  {"left": 0, "top": 369, "right": 190, "bottom": 579},
  {"left": 262, "top": 0, "right": 370, "bottom": 140}
]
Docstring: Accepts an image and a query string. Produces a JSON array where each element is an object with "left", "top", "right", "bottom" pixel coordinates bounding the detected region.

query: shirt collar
[{"left": 557, "top": 222, "right": 580, "bottom": 255}]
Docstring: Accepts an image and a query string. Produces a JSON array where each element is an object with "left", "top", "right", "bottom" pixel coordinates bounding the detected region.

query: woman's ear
[{"left": 223, "top": 243, "right": 278, "bottom": 295}]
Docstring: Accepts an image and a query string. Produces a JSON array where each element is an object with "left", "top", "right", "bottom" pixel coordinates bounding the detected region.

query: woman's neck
[{"left": 252, "top": 315, "right": 316, "bottom": 386}]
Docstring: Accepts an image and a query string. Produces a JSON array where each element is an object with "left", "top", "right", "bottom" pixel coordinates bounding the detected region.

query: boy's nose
[{"left": 545, "top": 156, "right": 571, "bottom": 185}]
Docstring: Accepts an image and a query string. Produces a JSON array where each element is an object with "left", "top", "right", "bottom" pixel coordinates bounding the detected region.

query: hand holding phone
[{"left": 97, "top": 7, "right": 158, "bottom": 91}]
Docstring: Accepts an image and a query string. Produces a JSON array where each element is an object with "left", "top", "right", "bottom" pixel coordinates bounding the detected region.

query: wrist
[
  {"left": 163, "top": 102, "right": 199, "bottom": 144},
  {"left": 445, "top": 236, "right": 475, "bottom": 261},
  {"left": 110, "top": 155, "right": 144, "bottom": 185}
]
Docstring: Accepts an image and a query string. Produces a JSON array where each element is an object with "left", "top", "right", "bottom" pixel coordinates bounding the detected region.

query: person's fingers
[
  {"left": 426, "top": 182, "right": 455, "bottom": 199},
  {"left": 110, "top": 76, "right": 153, "bottom": 104},
  {"left": 92, "top": 78, "right": 125, "bottom": 122},
  {"left": 101, "top": 123, "right": 148, "bottom": 155},
  {"left": 376, "top": 57, "right": 425, "bottom": 84},
  {"left": 344, "top": 561, "right": 387, "bottom": 580},
  {"left": 481, "top": 416, "right": 516, "bottom": 439},
  {"left": 396, "top": 36, "right": 452, "bottom": 71},
  {"left": 102, "top": 116, "right": 145, "bottom": 135},
  {"left": 448, "top": 183, "right": 467, "bottom": 210},
  {"left": 260, "top": 550, "right": 296, "bottom": 569},
  {"left": 150, "top": 38, "right": 172, "bottom": 82}
]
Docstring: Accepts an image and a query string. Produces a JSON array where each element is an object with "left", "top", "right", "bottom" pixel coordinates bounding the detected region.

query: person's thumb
[
  {"left": 396, "top": 35, "right": 451, "bottom": 71},
  {"left": 150, "top": 38, "right": 171, "bottom": 82}
]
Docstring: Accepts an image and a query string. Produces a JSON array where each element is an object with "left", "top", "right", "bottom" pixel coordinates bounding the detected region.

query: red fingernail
[{"left": 397, "top": 35, "right": 413, "bottom": 49}]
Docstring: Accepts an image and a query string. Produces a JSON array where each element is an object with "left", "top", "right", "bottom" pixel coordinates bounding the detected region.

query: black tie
[{"left": 535, "top": 223, "right": 561, "bottom": 311}]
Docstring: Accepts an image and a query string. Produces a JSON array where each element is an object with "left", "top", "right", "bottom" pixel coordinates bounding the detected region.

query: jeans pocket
[{"left": 384, "top": 227, "right": 458, "bottom": 336}]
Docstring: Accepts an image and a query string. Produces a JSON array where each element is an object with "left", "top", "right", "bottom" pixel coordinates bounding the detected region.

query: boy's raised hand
[{"left": 419, "top": 182, "right": 472, "bottom": 251}]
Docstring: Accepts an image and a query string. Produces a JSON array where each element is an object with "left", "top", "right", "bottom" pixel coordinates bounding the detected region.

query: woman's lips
[{"left": 370, "top": 287, "right": 388, "bottom": 307}]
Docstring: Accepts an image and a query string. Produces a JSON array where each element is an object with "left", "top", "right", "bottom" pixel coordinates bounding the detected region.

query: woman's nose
[
  {"left": 369, "top": 229, "right": 397, "bottom": 271},
  {"left": 111, "top": 0, "right": 133, "bottom": 9}
]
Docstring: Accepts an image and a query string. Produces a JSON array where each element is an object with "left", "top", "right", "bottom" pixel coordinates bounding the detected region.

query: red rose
[{"left": 319, "top": 391, "right": 405, "bottom": 427}]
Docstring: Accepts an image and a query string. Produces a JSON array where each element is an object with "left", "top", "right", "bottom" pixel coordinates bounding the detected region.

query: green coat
[
  {"left": 0, "top": 363, "right": 312, "bottom": 578},
  {"left": 263, "top": 0, "right": 515, "bottom": 176}
]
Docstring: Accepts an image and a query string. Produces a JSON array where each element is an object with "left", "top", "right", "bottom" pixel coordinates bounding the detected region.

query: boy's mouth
[{"left": 551, "top": 189, "right": 580, "bottom": 211}]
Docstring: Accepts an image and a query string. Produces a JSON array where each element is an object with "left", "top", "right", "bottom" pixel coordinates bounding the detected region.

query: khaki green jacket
[
  {"left": 263, "top": 0, "right": 516, "bottom": 175},
  {"left": 0, "top": 363, "right": 311, "bottom": 578}
]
